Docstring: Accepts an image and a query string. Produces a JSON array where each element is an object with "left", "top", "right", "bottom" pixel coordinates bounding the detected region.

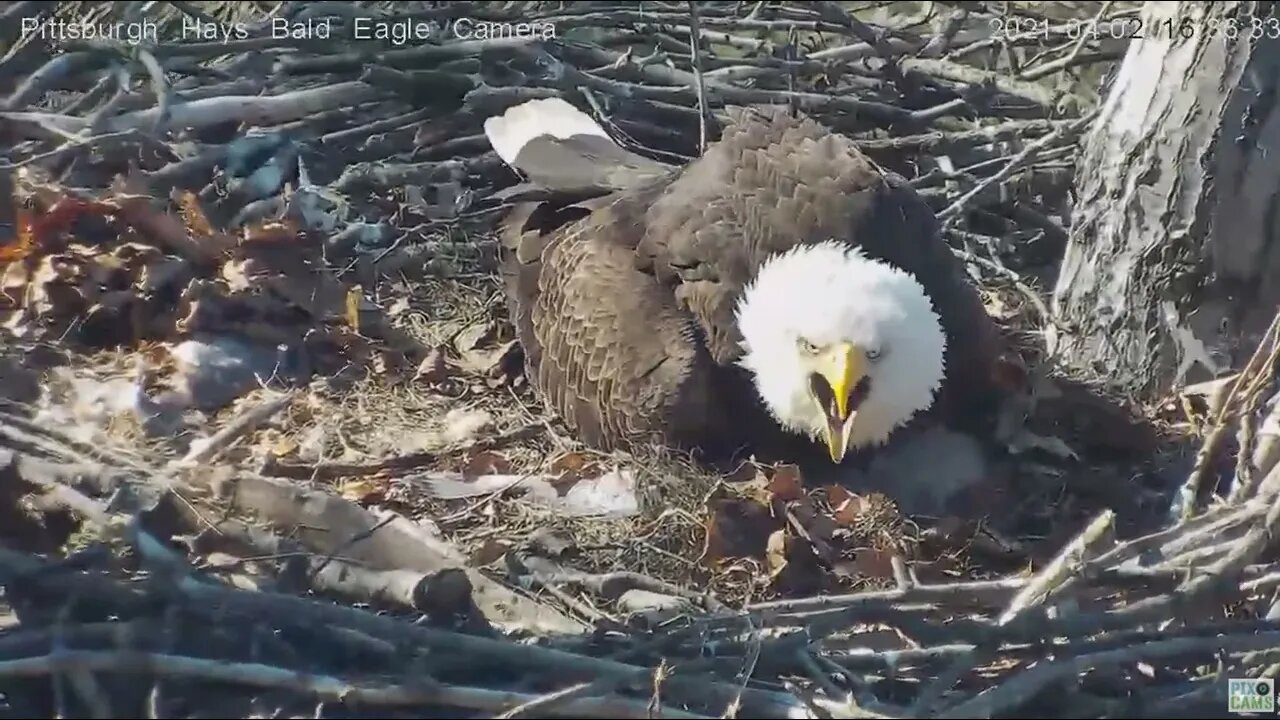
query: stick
[
  {"left": 938, "top": 111, "right": 1097, "bottom": 222},
  {"left": 2, "top": 51, "right": 109, "bottom": 112},
  {"left": 1, "top": 129, "right": 142, "bottom": 171},
  {"left": 1179, "top": 309, "right": 1280, "bottom": 518},
  {"left": 687, "top": 1, "right": 710, "bottom": 154},
  {"left": 526, "top": 568, "right": 727, "bottom": 612},
  {"left": 938, "top": 632, "right": 1280, "bottom": 718},
  {"left": 320, "top": 107, "right": 435, "bottom": 145},
  {"left": 262, "top": 423, "right": 542, "bottom": 480},
  {"left": 496, "top": 679, "right": 623, "bottom": 719},
  {"left": 899, "top": 57, "right": 1065, "bottom": 109},
  {"left": 558, "top": 44, "right": 913, "bottom": 125},
  {"left": 176, "top": 392, "right": 294, "bottom": 466},
  {"left": 997, "top": 510, "right": 1116, "bottom": 626},
  {"left": 1017, "top": 1, "right": 1116, "bottom": 81},
  {"left": 814, "top": 2, "right": 913, "bottom": 91},
  {"left": 856, "top": 119, "right": 1073, "bottom": 153},
  {"left": 103, "top": 81, "right": 382, "bottom": 133},
  {"left": 0, "top": 650, "right": 710, "bottom": 718},
  {"left": 1229, "top": 383, "right": 1278, "bottom": 503},
  {"left": 917, "top": 7, "right": 971, "bottom": 58},
  {"left": 300, "top": 556, "right": 475, "bottom": 617},
  {"left": 0, "top": 547, "right": 799, "bottom": 715},
  {"left": 742, "top": 577, "right": 1023, "bottom": 617}
]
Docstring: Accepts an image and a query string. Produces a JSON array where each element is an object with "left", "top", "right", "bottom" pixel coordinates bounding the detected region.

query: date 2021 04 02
[{"left": 989, "top": 13, "right": 1280, "bottom": 44}]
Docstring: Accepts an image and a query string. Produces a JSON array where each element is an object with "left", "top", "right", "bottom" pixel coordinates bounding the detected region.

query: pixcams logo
[{"left": 1228, "top": 678, "right": 1275, "bottom": 714}]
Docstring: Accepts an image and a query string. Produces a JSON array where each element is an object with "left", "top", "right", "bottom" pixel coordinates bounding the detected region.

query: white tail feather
[{"left": 483, "top": 97, "right": 614, "bottom": 167}]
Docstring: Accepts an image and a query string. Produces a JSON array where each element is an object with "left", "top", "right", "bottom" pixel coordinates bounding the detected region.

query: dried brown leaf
[
  {"left": 824, "top": 484, "right": 869, "bottom": 527},
  {"left": 527, "top": 527, "right": 576, "bottom": 557},
  {"left": 413, "top": 345, "right": 450, "bottom": 383},
  {"left": 464, "top": 340, "right": 519, "bottom": 378},
  {"left": 701, "top": 496, "right": 777, "bottom": 566},
  {"left": 768, "top": 528, "right": 825, "bottom": 596},
  {"left": 784, "top": 496, "right": 841, "bottom": 567},
  {"left": 550, "top": 451, "right": 600, "bottom": 480},
  {"left": 767, "top": 464, "right": 804, "bottom": 503},
  {"left": 463, "top": 450, "right": 511, "bottom": 480},
  {"left": 847, "top": 547, "right": 899, "bottom": 581},
  {"left": 452, "top": 321, "right": 520, "bottom": 382},
  {"left": 175, "top": 190, "right": 214, "bottom": 237},
  {"left": 469, "top": 538, "right": 511, "bottom": 567},
  {"left": 481, "top": 340, "right": 521, "bottom": 386},
  {"left": 37, "top": 195, "right": 113, "bottom": 238},
  {"left": 109, "top": 176, "right": 232, "bottom": 263},
  {"left": 0, "top": 210, "right": 34, "bottom": 262},
  {"left": 734, "top": 468, "right": 775, "bottom": 508},
  {"left": 336, "top": 477, "right": 388, "bottom": 505}
]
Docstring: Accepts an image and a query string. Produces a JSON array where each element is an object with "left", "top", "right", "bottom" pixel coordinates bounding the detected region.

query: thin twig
[
  {"left": 1017, "top": 2, "right": 1116, "bottom": 81},
  {"left": 687, "top": 1, "right": 710, "bottom": 154},
  {"left": 938, "top": 111, "right": 1097, "bottom": 222},
  {"left": 0, "top": 650, "right": 710, "bottom": 719},
  {"left": 177, "top": 392, "right": 295, "bottom": 466},
  {"left": 998, "top": 510, "right": 1116, "bottom": 626},
  {"left": 1180, "top": 310, "right": 1280, "bottom": 518}
]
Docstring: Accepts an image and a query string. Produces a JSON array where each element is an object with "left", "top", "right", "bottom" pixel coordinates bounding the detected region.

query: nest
[{"left": 1, "top": 1, "right": 1276, "bottom": 718}]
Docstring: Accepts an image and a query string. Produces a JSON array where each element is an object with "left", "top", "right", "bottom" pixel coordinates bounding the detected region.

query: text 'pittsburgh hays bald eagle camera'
[{"left": 483, "top": 98, "right": 1005, "bottom": 468}]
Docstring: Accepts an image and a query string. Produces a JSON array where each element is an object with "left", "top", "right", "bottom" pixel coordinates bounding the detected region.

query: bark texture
[{"left": 1051, "top": 1, "right": 1280, "bottom": 399}]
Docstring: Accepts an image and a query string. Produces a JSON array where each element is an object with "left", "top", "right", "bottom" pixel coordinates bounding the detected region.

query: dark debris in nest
[{"left": 0, "top": 1, "right": 1275, "bottom": 718}]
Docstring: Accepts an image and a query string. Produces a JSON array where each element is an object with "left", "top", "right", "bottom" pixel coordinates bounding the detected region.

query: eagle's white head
[{"left": 735, "top": 240, "right": 947, "bottom": 463}]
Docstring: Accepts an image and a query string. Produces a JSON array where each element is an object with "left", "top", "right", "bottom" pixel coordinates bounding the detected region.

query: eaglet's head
[{"left": 735, "top": 240, "right": 947, "bottom": 464}]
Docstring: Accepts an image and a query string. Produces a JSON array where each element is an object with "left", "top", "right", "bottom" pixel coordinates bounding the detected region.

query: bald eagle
[{"left": 484, "top": 98, "right": 1004, "bottom": 467}]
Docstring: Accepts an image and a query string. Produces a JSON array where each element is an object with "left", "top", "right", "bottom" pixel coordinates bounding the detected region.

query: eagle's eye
[
  {"left": 798, "top": 337, "right": 820, "bottom": 355},
  {"left": 866, "top": 347, "right": 883, "bottom": 362}
]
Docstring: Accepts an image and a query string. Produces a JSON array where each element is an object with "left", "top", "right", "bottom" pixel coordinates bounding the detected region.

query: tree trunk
[{"left": 1050, "top": 0, "right": 1280, "bottom": 399}]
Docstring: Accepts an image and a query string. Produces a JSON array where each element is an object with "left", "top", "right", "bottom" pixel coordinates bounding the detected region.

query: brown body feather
[{"left": 497, "top": 105, "right": 1004, "bottom": 465}]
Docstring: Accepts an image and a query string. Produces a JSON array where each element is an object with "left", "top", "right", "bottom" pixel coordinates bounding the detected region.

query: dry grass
[
  {"left": 291, "top": 274, "right": 537, "bottom": 460},
  {"left": 211, "top": 247, "right": 740, "bottom": 606}
]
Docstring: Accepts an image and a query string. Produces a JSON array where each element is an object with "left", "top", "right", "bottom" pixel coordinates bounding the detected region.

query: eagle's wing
[
  {"left": 488, "top": 98, "right": 761, "bottom": 454},
  {"left": 499, "top": 185, "right": 753, "bottom": 455}
]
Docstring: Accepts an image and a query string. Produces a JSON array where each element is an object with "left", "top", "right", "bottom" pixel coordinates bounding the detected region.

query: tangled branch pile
[{"left": 2, "top": 1, "right": 1278, "bottom": 718}]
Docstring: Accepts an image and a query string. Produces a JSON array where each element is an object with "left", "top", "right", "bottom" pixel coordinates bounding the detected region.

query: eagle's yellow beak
[{"left": 816, "top": 342, "right": 865, "bottom": 463}]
